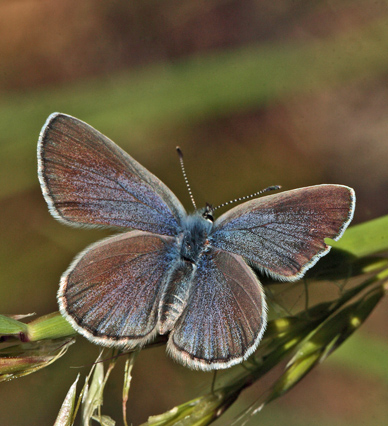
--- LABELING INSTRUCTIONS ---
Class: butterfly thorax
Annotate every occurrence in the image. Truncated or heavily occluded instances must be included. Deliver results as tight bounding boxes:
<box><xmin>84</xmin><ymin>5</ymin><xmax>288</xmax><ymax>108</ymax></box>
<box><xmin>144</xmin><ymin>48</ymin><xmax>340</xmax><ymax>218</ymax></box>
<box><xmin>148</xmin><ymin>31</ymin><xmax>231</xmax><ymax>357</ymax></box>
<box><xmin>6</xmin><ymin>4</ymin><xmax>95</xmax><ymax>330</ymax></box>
<box><xmin>178</xmin><ymin>211</ymin><xmax>213</xmax><ymax>265</ymax></box>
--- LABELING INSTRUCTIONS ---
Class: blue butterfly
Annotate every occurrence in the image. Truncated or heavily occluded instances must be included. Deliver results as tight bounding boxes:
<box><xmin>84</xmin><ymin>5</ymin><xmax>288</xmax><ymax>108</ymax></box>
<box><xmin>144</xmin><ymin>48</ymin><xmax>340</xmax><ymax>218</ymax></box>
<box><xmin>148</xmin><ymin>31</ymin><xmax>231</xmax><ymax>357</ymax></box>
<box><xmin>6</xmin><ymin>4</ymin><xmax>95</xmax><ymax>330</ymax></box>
<box><xmin>37</xmin><ymin>113</ymin><xmax>355</xmax><ymax>370</ymax></box>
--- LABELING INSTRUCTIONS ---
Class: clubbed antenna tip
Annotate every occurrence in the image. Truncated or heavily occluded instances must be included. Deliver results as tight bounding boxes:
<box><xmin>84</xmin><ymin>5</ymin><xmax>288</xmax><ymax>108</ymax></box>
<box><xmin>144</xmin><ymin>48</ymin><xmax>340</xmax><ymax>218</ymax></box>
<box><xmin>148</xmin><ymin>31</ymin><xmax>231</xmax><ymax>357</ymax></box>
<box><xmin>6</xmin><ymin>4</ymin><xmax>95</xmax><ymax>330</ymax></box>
<box><xmin>176</xmin><ymin>146</ymin><xmax>183</xmax><ymax>159</ymax></box>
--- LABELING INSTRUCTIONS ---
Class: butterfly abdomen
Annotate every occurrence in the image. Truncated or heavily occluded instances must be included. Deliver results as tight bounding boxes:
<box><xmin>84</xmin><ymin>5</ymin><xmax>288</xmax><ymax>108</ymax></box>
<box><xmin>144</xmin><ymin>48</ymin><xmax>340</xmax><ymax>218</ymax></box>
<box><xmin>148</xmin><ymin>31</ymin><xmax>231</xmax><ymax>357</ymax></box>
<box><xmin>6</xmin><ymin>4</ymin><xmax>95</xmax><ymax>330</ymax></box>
<box><xmin>158</xmin><ymin>260</ymin><xmax>194</xmax><ymax>335</ymax></box>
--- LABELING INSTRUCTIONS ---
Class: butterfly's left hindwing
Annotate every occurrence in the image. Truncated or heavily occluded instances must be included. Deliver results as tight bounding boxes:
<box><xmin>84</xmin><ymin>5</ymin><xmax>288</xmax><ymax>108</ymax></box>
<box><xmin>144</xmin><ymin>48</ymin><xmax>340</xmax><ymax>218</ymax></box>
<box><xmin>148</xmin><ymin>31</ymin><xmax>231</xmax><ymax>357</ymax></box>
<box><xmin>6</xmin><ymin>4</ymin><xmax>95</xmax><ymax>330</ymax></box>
<box><xmin>167</xmin><ymin>247</ymin><xmax>267</xmax><ymax>370</ymax></box>
<box><xmin>58</xmin><ymin>231</ymin><xmax>176</xmax><ymax>348</ymax></box>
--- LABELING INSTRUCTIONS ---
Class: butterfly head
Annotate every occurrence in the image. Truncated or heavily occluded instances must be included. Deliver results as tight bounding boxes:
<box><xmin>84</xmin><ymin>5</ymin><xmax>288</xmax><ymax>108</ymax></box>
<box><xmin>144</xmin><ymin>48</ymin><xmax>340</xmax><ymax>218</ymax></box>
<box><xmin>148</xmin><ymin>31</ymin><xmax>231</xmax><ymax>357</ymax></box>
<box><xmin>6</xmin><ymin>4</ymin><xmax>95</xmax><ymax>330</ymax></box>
<box><xmin>201</xmin><ymin>203</ymin><xmax>214</xmax><ymax>223</ymax></box>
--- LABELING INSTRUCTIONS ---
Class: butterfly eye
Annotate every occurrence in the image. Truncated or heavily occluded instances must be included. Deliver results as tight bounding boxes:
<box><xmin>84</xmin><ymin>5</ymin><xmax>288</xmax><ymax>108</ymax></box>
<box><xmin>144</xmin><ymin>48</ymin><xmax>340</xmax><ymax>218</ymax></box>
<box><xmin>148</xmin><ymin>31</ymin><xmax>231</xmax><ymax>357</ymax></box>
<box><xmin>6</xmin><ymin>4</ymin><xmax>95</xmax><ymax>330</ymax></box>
<box><xmin>203</xmin><ymin>212</ymin><xmax>214</xmax><ymax>222</ymax></box>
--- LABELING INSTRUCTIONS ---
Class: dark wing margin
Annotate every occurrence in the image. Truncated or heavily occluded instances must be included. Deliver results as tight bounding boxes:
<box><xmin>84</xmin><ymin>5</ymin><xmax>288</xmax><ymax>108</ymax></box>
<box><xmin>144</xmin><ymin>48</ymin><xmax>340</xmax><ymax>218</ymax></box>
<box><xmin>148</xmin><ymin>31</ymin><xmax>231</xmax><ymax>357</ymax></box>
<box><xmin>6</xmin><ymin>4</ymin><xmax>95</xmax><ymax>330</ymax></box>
<box><xmin>58</xmin><ymin>231</ymin><xmax>175</xmax><ymax>349</ymax></box>
<box><xmin>167</xmin><ymin>248</ymin><xmax>267</xmax><ymax>370</ymax></box>
<box><xmin>211</xmin><ymin>184</ymin><xmax>355</xmax><ymax>281</ymax></box>
<box><xmin>38</xmin><ymin>113</ymin><xmax>186</xmax><ymax>236</ymax></box>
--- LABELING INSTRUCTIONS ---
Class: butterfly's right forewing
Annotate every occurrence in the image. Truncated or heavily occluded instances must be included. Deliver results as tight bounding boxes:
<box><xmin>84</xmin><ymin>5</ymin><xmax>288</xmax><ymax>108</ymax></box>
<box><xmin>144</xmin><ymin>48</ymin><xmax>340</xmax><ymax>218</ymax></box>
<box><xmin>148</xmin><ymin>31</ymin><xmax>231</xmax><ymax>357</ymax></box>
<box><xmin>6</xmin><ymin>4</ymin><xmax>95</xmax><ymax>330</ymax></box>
<box><xmin>38</xmin><ymin>113</ymin><xmax>186</xmax><ymax>236</ymax></box>
<box><xmin>212</xmin><ymin>185</ymin><xmax>355</xmax><ymax>281</ymax></box>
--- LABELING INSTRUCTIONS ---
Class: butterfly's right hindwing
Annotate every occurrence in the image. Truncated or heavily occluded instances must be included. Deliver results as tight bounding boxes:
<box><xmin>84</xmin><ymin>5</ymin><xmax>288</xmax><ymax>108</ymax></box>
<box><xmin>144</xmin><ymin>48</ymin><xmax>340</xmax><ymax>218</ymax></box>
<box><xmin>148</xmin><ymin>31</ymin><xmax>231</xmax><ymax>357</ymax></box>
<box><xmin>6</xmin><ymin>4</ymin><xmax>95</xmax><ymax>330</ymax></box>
<box><xmin>167</xmin><ymin>247</ymin><xmax>267</xmax><ymax>370</ymax></box>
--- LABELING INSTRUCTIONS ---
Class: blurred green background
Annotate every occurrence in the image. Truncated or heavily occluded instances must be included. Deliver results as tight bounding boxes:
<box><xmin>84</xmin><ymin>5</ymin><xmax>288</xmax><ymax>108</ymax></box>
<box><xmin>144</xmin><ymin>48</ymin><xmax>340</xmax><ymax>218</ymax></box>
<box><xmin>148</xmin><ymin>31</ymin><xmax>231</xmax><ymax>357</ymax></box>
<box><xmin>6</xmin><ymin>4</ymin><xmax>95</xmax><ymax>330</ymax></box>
<box><xmin>0</xmin><ymin>0</ymin><xmax>387</xmax><ymax>425</ymax></box>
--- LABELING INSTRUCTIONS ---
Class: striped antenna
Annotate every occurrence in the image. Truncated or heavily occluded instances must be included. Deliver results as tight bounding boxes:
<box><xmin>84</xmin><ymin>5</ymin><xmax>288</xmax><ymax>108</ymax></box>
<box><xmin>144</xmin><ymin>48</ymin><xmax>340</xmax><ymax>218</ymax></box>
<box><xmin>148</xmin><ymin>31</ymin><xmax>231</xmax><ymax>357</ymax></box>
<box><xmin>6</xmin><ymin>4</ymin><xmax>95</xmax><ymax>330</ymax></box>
<box><xmin>213</xmin><ymin>185</ymin><xmax>281</xmax><ymax>211</ymax></box>
<box><xmin>176</xmin><ymin>147</ymin><xmax>197</xmax><ymax>209</ymax></box>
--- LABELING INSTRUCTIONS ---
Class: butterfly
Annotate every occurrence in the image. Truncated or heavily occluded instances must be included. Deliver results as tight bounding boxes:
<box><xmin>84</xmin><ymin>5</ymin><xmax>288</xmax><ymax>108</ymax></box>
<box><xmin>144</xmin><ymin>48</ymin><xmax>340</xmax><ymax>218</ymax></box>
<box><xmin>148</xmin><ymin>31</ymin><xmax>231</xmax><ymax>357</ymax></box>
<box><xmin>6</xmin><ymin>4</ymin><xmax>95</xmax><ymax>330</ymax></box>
<box><xmin>37</xmin><ymin>113</ymin><xmax>355</xmax><ymax>370</ymax></box>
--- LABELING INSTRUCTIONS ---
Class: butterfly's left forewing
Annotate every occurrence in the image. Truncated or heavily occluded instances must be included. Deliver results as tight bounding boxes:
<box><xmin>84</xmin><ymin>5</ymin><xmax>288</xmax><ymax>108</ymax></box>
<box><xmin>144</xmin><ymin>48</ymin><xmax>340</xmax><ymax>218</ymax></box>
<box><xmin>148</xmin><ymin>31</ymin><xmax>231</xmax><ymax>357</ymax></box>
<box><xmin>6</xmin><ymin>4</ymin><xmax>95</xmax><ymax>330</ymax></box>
<box><xmin>167</xmin><ymin>247</ymin><xmax>266</xmax><ymax>370</ymax></box>
<box><xmin>211</xmin><ymin>184</ymin><xmax>355</xmax><ymax>281</ymax></box>
<box><xmin>38</xmin><ymin>113</ymin><xmax>186</xmax><ymax>236</ymax></box>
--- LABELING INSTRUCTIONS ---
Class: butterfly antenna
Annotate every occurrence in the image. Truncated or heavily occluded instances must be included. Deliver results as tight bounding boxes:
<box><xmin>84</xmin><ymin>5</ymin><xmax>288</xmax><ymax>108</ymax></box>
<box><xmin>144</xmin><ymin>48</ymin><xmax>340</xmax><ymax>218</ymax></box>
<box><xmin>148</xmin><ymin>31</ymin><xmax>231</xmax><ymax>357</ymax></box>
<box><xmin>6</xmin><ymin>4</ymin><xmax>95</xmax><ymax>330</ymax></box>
<box><xmin>213</xmin><ymin>185</ymin><xmax>282</xmax><ymax>211</ymax></box>
<box><xmin>176</xmin><ymin>147</ymin><xmax>197</xmax><ymax>209</ymax></box>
